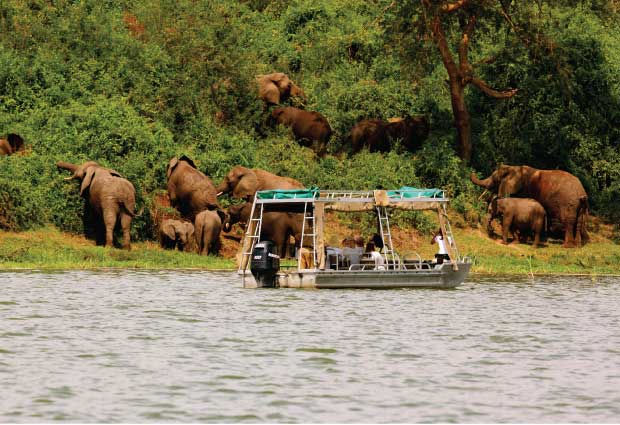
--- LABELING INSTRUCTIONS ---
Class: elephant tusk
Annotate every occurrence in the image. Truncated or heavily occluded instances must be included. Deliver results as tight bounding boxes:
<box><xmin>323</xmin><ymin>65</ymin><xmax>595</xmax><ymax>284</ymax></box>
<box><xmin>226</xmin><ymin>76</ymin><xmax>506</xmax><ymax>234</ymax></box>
<box><xmin>63</xmin><ymin>176</ymin><xmax>74</xmax><ymax>181</ymax></box>
<box><xmin>216</xmin><ymin>192</ymin><xmax>223</xmax><ymax>197</ymax></box>
<box><xmin>478</xmin><ymin>189</ymin><xmax>489</xmax><ymax>201</ymax></box>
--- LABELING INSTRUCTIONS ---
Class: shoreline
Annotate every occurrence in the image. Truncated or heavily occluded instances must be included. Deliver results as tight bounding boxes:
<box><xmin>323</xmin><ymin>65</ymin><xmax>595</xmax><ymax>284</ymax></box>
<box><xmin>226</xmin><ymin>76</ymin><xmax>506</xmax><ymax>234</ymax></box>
<box><xmin>1</xmin><ymin>266</ymin><xmax>619</xmax><ymax>278</ymax></box>
<box><xmin>1</xmin><ymin>226</ymin><xmax>619</xmax><ymax>276</ymax></box>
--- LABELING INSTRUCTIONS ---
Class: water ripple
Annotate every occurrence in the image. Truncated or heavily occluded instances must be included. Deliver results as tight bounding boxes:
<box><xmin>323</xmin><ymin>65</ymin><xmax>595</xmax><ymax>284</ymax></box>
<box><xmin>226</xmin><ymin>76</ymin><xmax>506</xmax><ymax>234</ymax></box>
<box><xmin>0</xmin><ymin>270</ymin><xmax>619</xmax><ymax>422</ymax></box>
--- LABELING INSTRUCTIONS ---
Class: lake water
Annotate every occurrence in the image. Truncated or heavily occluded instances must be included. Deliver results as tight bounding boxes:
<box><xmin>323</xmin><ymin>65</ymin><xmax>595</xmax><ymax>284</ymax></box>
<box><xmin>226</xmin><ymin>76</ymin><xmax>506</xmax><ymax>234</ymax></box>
<box><xmin>1</xmin><ymin>270</ymin><xmax>619</xmax><ymax>423</ymax></box>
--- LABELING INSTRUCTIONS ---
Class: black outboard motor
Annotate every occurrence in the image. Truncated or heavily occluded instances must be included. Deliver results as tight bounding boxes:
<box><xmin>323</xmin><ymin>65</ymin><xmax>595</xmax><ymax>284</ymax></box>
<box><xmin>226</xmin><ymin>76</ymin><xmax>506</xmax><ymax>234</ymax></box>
<box><xmin>250</xmin><ymin>241</ymin><xmax>280</xmax><ymax>288</ymax></box>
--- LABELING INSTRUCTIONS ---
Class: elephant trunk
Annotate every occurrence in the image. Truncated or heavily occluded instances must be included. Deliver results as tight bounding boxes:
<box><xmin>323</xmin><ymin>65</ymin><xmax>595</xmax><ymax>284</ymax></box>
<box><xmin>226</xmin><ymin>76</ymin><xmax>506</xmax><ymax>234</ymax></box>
<box><xmin>470</xmin><ymin>172</ymin><xmax>494</xmax><ymax>190</ymax></box>
<box><xmin>57</xmin><ymin>161</ymin><xmax>78</xmax><ymax>172</ymax></box>
<box><xmin>215</xmin><ymin>182</ymin><xmax>229</xmax><ymax>196</ymax></box>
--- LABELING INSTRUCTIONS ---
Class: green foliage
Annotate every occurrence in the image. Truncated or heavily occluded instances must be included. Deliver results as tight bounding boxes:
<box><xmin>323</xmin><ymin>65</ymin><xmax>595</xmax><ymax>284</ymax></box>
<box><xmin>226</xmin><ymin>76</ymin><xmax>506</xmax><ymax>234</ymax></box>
<box><xmin>0</xmin><ymin>0</ymin><xmax>619</xmax><ymax>243</ymax></box>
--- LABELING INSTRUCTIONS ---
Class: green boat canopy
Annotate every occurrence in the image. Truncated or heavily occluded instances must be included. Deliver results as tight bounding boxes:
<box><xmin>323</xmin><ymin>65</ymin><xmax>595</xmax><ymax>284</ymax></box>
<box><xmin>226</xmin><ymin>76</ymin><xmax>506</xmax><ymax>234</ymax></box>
<box><xmin>256</xmin><ymin>186</ymin><xmax>320</xmax><ymax>200</ymax></box>
<box><xmin>387</xmin><ymin>186</ymin><xmax>444</xmax><ymax>199</ymax></box>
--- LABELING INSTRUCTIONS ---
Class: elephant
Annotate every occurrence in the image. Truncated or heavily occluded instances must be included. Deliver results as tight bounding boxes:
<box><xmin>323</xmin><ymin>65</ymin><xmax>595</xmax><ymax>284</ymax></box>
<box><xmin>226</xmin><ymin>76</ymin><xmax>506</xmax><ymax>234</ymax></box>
<box><xmin>57</xmin><ymin>161</ymin><xmax>137</xmax><ymax>250</ymax></box>
<box><xmin>256</xmin><ymin>72</ymin><xmax>305</xmax><ymax>105</ymax></box>
<box><xmin>166</xmin><ymin>155</ymin><xmax>219</xmax><ymax>221</ymax></box>
<box><xmin>348</xmin><ymin>116</ymin><xmax>429</xmax><ymax>154</ymax></box>
<box><xmin>216</xmin><ymin>165</ymin><xmax>304</xmax><ymax>201</ymax></box>
<box><xmin>471</xmin><ymin>164</ymin><xmax>589</xmax><ymax>247</ymax></box>
<box><xmin>222</xmin><ymin>202</ymin><xmax>304</xmax><ymax>258</ymax></box>
<box><xmin>0</xmin><ymin>134</ymin><xmax>25</xmax><ymax>156</ymax></box>
<box><xmin>159</xmin><ymin>219</ymin><xmax>195</xmax><ymax>251</ymax></box>
<box><xmin>487</xmin><ymin>197</ymin><xmax>546</xmax><ymax>248</ymax></box>
<box><xmin>271</xmin><ymin>107</ymin><xmax>332</xmax><ymax>157</ymax></box>
<box><xmin>194</xmin><ymin>209</ymin><xmax>225</xmax><ymax>255</ymax></box>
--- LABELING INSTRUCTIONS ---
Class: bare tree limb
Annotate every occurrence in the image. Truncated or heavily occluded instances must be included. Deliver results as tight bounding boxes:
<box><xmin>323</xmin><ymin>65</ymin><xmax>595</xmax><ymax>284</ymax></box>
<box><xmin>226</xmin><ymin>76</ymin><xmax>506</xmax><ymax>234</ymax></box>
<box><xmin>442</xmin><ymin>0</ymin><xmax>470</xmax><ymax>13</ymax></box>
<box><xmin>471</xmin><ymin>77</ymin><xmax>518</xmax><ymax>98</ymax></box>
<box><xmin>458</xmin><ymin>13</ymin><xmax>477</xmax><ymax>72</ymax></box>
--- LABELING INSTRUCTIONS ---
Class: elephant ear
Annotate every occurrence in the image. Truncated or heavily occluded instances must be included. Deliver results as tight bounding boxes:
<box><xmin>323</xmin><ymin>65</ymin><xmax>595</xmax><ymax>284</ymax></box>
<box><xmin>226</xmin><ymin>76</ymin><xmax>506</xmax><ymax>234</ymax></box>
<box><xmin>215</xmin><ymin>208</ymin><xmax>226</xmax><ymax>224</ymax></box>
<box><xmin>167</xmin><ymin>157</ymin><xmax>179</xmax><ymax>179</ymax></box>
<box><xmin>498</xmin><ymin>167</ymin><xmax>522</xmax><ymax>197</ymax></box>
<box><xmin>234</xmin><ymin>171</ymin><xmax>259</xmax><ymax>200</ymax></box>
<box><xmin>161</xmin><ymin>222</ymin><xmax>177</xmax><ymax>241</ymax></box>
<box><xmin>80</xmin><ymin>167</ymin><xmax>97</xmax><ymax>196</ymax></box>
<box><xmin>184</xmin><ymin>222</ymin><xmax>195</xmax><ymax>238</ymax></box>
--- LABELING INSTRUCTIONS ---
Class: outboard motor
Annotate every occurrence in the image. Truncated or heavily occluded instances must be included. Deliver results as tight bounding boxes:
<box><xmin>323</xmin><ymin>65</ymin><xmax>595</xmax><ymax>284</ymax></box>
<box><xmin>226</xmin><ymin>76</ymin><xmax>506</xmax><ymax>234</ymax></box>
<box><xmin>250</xmin><ymin>241</ymin><xmax>280</xmax><ymax>288</ymax></box>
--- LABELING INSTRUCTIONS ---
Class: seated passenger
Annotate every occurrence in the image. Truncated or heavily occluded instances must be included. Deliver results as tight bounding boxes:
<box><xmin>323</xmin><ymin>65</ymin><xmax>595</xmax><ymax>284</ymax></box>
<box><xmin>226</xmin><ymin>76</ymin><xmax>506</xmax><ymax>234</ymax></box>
<box><xmin>364</xmin><ymin>241</ymin><xmax>385</xmax><ymax>270</ymax></box>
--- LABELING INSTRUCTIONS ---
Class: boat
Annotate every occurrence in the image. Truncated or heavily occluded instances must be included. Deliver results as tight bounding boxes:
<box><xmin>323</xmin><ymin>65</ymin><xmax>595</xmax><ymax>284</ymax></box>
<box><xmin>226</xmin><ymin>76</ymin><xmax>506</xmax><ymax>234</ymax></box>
<box><xmin>238</xmin><ymin>187</ymin><xmax>471</xmax><ymax>289</ymax></box>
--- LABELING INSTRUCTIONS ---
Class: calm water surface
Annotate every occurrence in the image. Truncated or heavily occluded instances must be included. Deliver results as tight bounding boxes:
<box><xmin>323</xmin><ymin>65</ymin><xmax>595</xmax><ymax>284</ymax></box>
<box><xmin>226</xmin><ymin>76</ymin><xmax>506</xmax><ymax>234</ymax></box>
<box><xmin>1</xmin><ymin>270</ymin><xmax>619</xmax><ymax>423</ymax></box>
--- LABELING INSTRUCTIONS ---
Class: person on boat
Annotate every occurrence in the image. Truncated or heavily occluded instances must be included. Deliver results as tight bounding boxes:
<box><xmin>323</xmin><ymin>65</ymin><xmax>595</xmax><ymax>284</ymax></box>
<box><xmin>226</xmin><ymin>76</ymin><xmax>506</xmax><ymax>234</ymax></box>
<box><xmin>364</xmin><ymin>240</ymin><xmax>385</xmax><ymax>270</ymax></box>
<box><xmin>298</xmin><ymin>247</ymin><xmax>314</xmax><ymax>269</ymax></box>
<box><xmin>431</xmin><ymin>227</ymin><xmax>451</xmax><ymax>264</ymax></box>
<box><xmin>371</xmin><ymin>233</ymin><xmax>385</xmax><ymax>252</ymax></box>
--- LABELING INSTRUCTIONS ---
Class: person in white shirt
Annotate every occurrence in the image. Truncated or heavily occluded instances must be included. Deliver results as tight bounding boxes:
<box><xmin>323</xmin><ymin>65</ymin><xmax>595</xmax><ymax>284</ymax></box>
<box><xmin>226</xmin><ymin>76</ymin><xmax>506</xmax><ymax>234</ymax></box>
<box><xmin>431</xmin><ymin>228</ymin><xmax>451</xmax><ymax>264</ymax></box>
<box><xmin>364</xmin><ymin>241</ymin><xmax>385</xmax><ymax>270</ymax></box>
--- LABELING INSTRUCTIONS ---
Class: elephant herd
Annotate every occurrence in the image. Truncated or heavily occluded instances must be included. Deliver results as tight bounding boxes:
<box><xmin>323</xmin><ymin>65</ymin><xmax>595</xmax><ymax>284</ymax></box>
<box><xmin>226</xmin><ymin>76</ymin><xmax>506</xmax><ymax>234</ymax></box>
<box><xmin>53</xmin><ymin>155</ymin><xmax>306</xmax><ymax>255</ymax></box>
<box><xmin>255</xmin><ymin>73</ymin><xmax>430</xmax><ymax>156</ymax></box>
<box><xmin>159</xmin><ymin>156</ymin><xmax>305</xmax><ymax>256</ymax></box>
<box><xmin>472</xmin><ymin>164</ymin><xmax>590</xmax><ymax>248</ymax></box>
<box><xmin>1</xmin><ymin>72</ymin><xmax>590</xmax><ymax>252</ymax></box>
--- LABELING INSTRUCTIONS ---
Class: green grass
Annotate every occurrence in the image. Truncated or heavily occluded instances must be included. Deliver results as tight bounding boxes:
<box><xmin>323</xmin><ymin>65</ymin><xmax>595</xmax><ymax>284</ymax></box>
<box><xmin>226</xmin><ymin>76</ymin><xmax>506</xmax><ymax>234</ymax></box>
<box><xmin>0</xmin><ymin>227</ymin><xmax>234</xmax><ymax>270</ymax></box>
<box><xmin>1</xmin><ymin>225</ymin><xmax>619</xmax><ymax>275</ymax></box>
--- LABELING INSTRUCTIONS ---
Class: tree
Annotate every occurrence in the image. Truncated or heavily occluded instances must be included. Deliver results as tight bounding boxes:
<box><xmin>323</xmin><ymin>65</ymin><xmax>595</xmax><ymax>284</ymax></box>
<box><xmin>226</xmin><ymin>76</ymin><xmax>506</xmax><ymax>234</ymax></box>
<box><xmin>420</xmin><ymin>0</ymin><xmax>517</xmax><ymax>162</ymax></box>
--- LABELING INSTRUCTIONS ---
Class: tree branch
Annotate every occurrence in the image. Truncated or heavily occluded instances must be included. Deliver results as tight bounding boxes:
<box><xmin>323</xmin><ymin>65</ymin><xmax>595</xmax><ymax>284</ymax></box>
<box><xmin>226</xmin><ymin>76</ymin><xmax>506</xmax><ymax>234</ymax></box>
<box><xmin>458</xmin><ymin>13</ymin><xmax>477</xmax><ymax>72</ymax></box>
<box><xmin>471</xmin><ymin>77</ymin><xmax>518</xmax><ymax>98</ymax></box>
<box><xmin>442</xmin><ymin>0</ymin><xmax>470</xmax><ymax>13</ymax></box>
<box><xmin>430</xmin><ymin>14</ymin><xmax>459</xmax><ymax>76</ymax></box>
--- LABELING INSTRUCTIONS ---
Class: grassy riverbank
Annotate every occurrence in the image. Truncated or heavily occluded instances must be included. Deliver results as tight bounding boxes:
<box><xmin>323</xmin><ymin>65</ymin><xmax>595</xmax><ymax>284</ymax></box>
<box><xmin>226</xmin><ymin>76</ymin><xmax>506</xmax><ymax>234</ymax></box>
<box><xmin>1</xmin><ymin>225</ymin><xmax>619</xmax><ymax>275</ymax></box>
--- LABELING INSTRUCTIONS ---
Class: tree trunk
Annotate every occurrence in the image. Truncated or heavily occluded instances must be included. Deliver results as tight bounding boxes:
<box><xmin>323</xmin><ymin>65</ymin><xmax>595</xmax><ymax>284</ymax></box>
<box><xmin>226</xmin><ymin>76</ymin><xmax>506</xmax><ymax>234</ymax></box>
<box><xmin>449</xmin><ymin>78</ymin><xmax>472</xmax><ymax>162</ymax></box>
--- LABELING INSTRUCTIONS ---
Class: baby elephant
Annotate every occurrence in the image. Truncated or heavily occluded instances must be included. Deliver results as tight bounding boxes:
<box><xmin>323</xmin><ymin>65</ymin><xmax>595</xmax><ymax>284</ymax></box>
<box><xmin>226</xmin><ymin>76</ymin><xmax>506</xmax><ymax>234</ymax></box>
<box><xmin>160</xmin><ymin>219</ymin><xmax>195</xmax><ymax>252</ymax></box>
<box><xmin>194</xmin><ymin>210</ymin><xmax>225</xmax><ymax>255</ymax></box>
<box><xmin>487</xmin><ymin>197</ymin><xmax>546</xmax><ymax>248</ymax></box>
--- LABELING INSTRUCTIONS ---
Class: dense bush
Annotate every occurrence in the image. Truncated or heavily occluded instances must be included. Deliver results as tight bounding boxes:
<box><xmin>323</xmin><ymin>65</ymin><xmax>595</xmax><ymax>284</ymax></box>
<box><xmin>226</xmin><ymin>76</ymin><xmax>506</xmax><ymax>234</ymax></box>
<box><xmin>0</xmin><ymin>0</ymin><xmax>618</xmax><ymax>240</ymax></box>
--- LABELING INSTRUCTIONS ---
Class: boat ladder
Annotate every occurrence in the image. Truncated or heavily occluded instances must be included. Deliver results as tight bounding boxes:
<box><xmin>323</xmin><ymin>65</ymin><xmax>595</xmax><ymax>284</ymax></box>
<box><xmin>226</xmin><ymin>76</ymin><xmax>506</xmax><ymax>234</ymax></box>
<box><xmin>376</xmin><ymin>205</ymin><xmax>398</xmax><ymax>269</ymax></box>
<box><xmin>239</xmin><ymin>200</ymin><xmax>264</xmax><ymax>272</ymax></box>
<box><xmin>439</xmin><ymin>203</ymin><xmax>460</xmax><ymax>260</ymax></box>
<box><xmin>299</xmin><ymin>201</ymin><xmax>317</xmax><ymax>269</ymax></box>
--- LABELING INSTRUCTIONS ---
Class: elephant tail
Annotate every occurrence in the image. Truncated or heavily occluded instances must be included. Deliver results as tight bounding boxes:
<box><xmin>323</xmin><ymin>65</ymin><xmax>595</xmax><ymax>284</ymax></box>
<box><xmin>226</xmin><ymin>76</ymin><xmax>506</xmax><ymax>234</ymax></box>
<box><xmin>576</xmin><ymin>195</ymin><xmax>590</xmax><ymax>243</ymax></box>
<box><xmin>121</xmin><ymin>201</ymin><xmax>143</xmax><ymax>218</ymax></box>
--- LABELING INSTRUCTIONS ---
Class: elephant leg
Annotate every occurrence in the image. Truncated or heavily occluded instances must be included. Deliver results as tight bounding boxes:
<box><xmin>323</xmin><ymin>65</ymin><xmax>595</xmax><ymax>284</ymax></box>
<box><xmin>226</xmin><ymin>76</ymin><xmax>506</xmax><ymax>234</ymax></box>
<box><xmin>562</xmin><ymin>218</ymin><xmax>577</xmax><ymax>248</ymax></box>
<box><xmin>102</xmin><ymin>209</ymin><xmax>118</xmax><ymax>248</ymax></box>
<box><xmin>501</xmin><ymin>221</ymin><xmax>510</xmax><ymax>244</ymax></box>
<box><xmin>533</xmin><ymin>230</ymin><xmax>540</xmax><ymax>248</ymax></box>
<box><xmin>120</xmin><ymin>213</ymin><xmax>132</xmax><ymax>251</ymax></box>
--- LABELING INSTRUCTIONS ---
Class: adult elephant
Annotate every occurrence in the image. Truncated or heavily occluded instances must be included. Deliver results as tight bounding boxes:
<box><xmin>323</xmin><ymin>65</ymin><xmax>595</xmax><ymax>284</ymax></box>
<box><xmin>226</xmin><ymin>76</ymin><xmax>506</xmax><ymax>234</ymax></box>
<box><xmin>487</xmin><ymin>197</ymin><xmax>546</xmax><ymax>248</ymax></box>
<box><xmin>57</xmin><ymin>161</ymin><xmax>137</xmax><ymax>250</ymax></box>
<box><xmin>194</xmin><ymin>209</ymin><xmax>225</xmax><ymax>255</ymax></box>
<box><xmin>271</xmin><ymin>107</ymin><xmax>331</xmax><ymax>157</ymax></box>
<box><xmin>348</xmin><ymin>116</ymin><xmax>429</xmax><ymax>154</ymax></box>
<box><xmin>216</xmin><ymin>165</ymin><xmax>304</xmax><ymax>201</ymax></box>
<box><xmin>256</xmin><ymin>73</ymin><xmax>305</xmax><ymax>105</ymax></box>
<box><xmin>0</xmin><ymin>134</ymin><xmax>25</xmax><ymax>156</ymax></box>
<box><xmin>166</xmin><ymin>155</ymin><xmax>219</xmax><ymax>220</ymax></box>
<box><xmin>159</xmin><ymin>219</ymin><xmax>195</xmax><ymax>252</ymax></box>
<box><xmin>223</xmin><ymin>202</ymin><xmax>303</xmax><ymax>257</ymax></box>
<box><xmin>471</xmin><ymin>165</ymin><xmax>589</xmax><ymax>247</ymax></box>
